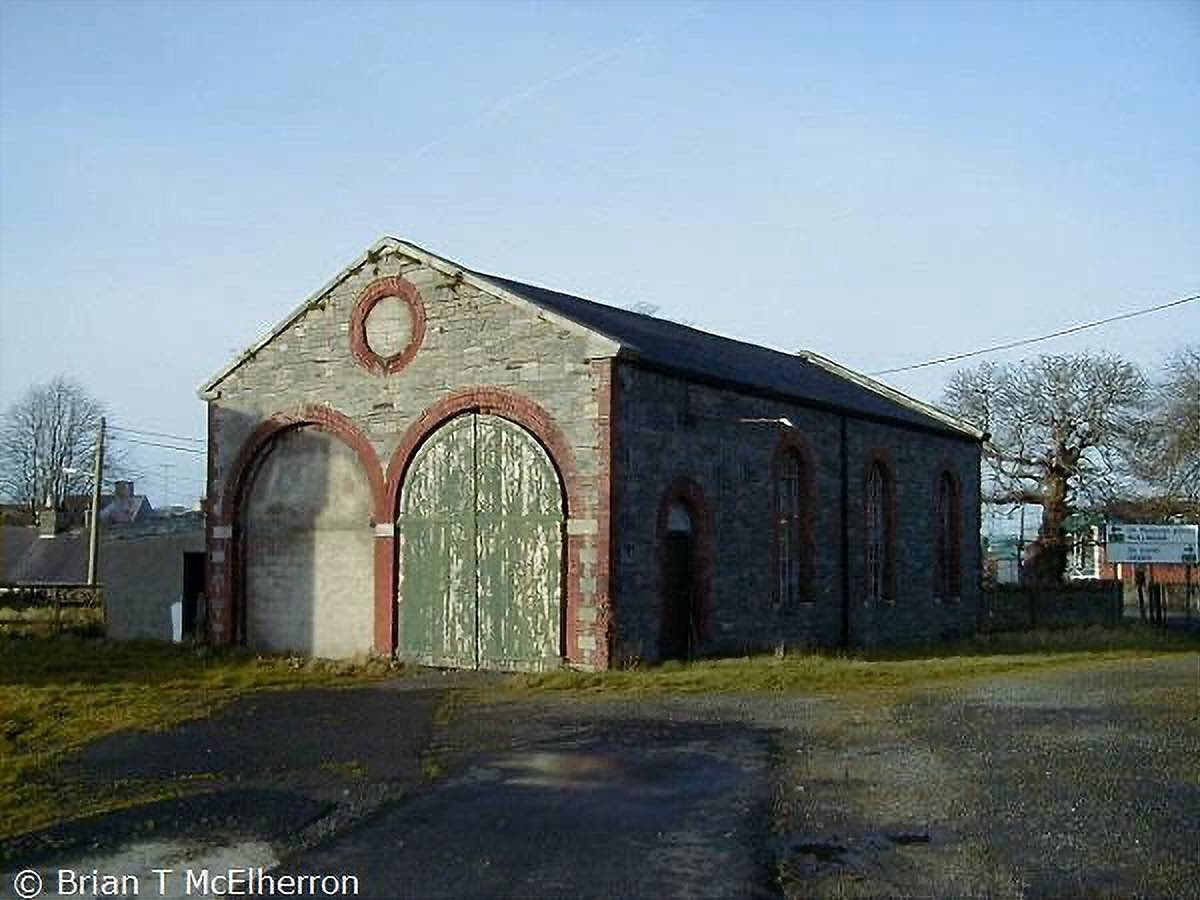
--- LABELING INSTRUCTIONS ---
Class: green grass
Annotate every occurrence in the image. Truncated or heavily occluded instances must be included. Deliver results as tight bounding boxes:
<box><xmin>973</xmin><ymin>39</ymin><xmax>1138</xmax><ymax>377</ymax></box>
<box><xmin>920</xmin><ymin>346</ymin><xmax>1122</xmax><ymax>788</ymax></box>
<box><xmin>0</xmin><ymin>636</ymin><xmax>396</xmax><ymax>841</ymax></box>
<box><xmin>505</xmin><ymin>625</ymin><xmax>1200</xmax><ymax>697</ymax></box>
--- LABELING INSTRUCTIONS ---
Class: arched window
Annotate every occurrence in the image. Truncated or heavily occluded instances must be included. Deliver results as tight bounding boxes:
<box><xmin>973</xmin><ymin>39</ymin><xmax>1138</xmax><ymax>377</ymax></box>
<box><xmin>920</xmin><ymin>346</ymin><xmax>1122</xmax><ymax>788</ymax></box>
<box><xmin>865</xmin><ymin>460</ymin><xmax>894</xmax><ymax>604</ymax></box>
<box><xmin>935</xmin><ymin>471</ymin><xmax>962</xmax><ymax>602</ymax></box>
<box><xmin>776</xmin><ymin>448</ymin><xmax>809</xmax><ymax>605</ymax></box>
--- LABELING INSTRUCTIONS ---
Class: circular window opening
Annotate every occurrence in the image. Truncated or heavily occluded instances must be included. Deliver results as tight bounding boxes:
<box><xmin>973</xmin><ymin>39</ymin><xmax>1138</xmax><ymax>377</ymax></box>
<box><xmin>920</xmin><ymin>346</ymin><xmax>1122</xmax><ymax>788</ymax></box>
<box><xmin>350</xmin><ymin>276</ymin><xmax>427</xmax><ymax>375</ymax></box>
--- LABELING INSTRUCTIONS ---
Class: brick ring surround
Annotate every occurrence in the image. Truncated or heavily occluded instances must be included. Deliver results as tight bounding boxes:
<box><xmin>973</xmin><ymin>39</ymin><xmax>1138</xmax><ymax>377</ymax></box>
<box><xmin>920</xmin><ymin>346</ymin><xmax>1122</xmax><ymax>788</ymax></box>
<box><xmin>349</xmin><ymin>275</ymin><xmax>427</xmax><ymax>375</ymax></box>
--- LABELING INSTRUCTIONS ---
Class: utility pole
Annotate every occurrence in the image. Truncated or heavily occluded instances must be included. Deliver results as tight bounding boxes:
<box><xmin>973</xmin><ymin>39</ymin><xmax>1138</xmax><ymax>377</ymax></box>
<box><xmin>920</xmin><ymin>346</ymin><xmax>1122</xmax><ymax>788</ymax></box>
<box><xmin>1017</xmin><ymin>505</ymin><xmax>1026</xmax><ymax>582</ymax></box>
<box><xmin>87</xmin><ymin>417</ymin><xmax>105</xmax><ymax>586</ymax></box>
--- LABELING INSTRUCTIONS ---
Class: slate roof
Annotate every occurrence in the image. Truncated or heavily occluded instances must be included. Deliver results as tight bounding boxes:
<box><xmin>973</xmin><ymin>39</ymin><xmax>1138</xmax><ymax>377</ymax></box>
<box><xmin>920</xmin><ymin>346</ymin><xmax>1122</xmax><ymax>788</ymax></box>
<box><xmin>476</xmin><ymin>272</ymin><xmax>979</xmax><ymax>439</ymax></box>
<box><xmin>0</xmin><ymin>526</ymin><xmax>88</xmax><ymax>584</ymax></box>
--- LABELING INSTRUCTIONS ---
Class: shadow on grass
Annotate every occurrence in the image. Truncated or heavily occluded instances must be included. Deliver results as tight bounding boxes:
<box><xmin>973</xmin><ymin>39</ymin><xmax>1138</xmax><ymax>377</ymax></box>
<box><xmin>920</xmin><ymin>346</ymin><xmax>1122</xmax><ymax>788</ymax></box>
<box><xmin>0</xmin><ymin>635</ymin><xmax>402</xmax><ymax>842</ymax></box>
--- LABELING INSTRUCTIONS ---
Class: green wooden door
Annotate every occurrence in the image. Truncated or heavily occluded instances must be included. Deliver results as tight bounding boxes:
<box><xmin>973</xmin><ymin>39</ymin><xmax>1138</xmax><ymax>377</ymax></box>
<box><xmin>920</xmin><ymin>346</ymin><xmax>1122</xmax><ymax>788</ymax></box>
<box><xmin>398</xmin><ymin>413</ymin><xmax>564</xmax><ymax>670</ymax></box>
<box><xmin>397</xmin><ymin>414</ymin><xmax>477</xmax><ymax>667</ymax></box>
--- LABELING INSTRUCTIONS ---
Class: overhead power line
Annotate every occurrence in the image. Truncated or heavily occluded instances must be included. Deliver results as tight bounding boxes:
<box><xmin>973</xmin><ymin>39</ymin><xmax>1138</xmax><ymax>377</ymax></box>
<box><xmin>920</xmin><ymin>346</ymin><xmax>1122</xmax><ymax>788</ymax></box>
<box><xmin>870</xmin><ymin>293</ymin><xmax>1199</xmax><ymax>376</ymax></box>
<box><xmin>110</xmin><ymin>424</ymin><xmax>204</xmax><ymax>445</ymax></box>
<box><xmin>113</xmin><ymin>435</ymin><xmax>205</xmax><ymax>455</ymax></box>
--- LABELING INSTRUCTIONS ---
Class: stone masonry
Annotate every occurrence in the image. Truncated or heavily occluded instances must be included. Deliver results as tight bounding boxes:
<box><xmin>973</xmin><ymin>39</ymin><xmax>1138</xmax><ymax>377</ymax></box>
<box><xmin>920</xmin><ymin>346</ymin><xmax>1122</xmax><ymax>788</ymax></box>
<box><xmin>612</xmin><ymin>365</ymin><xmax>980</xmax><ymax>662</ymax></box>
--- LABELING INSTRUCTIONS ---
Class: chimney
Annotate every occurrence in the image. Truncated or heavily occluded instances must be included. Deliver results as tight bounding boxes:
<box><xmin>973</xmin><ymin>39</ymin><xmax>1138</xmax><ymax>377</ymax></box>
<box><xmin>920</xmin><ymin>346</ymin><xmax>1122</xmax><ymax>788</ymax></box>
<box><xmin>114</xmin><ymin>481</ymin><xmax>133</xmax><ymax>500</ymax></box>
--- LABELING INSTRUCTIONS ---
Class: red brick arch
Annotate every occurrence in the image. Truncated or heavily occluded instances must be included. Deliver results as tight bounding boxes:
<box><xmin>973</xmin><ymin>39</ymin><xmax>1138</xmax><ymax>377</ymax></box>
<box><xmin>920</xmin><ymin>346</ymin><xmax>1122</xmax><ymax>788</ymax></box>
<box><xmin>383</xmin><ymin>388</ymin><xmax>584</xmax><ymax>662</ymax></box>
<box><xmin>211</xmin><ymin>405</ymin><xmax>386</xmax><ymax>647</ymax></box>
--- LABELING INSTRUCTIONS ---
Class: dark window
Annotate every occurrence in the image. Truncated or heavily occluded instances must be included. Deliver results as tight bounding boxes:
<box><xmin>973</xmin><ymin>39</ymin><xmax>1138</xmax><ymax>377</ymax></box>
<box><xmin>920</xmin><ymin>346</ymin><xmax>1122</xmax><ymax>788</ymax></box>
<box><xmin>776</xmin><ymin>448</ymin><xmax>808</xmax><ymax>605</ymax></box>
<box><xmin>661</xmin><ymin>499</ymin><xmax>698</xmax><ymax>660</ymax></box>
<box><xmin>865</xmin><ymin>460</ymin><xmax>893</xmax><ymax>604</ymax></box>
<box><xmin>935</xmin><ymin>471</ymin><xmax>962</xmax><ymax>602</ymax></box>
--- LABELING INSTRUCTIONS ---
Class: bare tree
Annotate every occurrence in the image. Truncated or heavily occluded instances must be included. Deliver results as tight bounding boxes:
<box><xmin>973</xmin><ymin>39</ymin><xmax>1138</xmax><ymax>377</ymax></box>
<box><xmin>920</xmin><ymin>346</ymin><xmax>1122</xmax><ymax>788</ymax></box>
<box><xmin>1132</xmin><ymin>345</ymin><xmax>1200</xmax><ymax>515</ymax></box>
<box><xmin>943</xmin><ymin>352</ymin><xmax>1148</xmax><ymax>584</ymax></box>
<box><xmin>0</xmin><ymin>377</ymin><xmax>107</xmax><ymax>514</ymax></box>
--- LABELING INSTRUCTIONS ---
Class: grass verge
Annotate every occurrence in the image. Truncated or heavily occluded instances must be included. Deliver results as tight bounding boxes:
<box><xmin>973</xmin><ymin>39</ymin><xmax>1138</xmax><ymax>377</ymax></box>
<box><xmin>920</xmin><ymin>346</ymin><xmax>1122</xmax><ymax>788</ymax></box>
<box><xmin>505</xmin><ymin>625</ymin><xmax>1200</xmax><ymax>697</ymax></box>
<box><xmin>0</xmin><ymin>635</ymin><xmax>396</xmax><ymax>841</ymax></box>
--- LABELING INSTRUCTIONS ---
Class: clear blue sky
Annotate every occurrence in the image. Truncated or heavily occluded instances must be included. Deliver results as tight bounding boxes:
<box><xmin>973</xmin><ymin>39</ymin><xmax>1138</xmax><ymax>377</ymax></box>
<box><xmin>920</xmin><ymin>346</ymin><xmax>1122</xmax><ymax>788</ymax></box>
<box><xmin>1</xmin><ymin>0</ymin><xmax>1197</xmax><ymax>507</ymax></box>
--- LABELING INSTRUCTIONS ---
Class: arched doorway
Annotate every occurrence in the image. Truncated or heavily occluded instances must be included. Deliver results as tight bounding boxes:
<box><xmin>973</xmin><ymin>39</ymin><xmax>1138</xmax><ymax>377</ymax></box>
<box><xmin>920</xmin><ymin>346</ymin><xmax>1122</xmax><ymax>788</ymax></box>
<box><xmin>660</xmin><ymin>499</ymin><xmax>699</xmax><ymax>660</ymax></box>
<box><xmin>241</xmin><ymin>425</ymin><xmax>375</xmax><ymax>657</ymax></box>
<box><xmin>397</xmin><ymin>412</ymin><xmax>565</xmax><ymax>670</ymax></box>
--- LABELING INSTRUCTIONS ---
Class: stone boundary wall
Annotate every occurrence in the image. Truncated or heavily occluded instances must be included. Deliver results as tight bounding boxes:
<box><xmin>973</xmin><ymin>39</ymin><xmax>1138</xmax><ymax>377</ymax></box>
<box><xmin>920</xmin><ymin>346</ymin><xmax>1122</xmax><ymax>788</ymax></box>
<box><xmin>980</xmin><ymin>582</ymin><xmax>1122</xmax><ymax>632</ymax></box>
<box><xmin>0</xmin><ymin>584</ymin><xmax>105</xmax><ymax>636</ymax></box>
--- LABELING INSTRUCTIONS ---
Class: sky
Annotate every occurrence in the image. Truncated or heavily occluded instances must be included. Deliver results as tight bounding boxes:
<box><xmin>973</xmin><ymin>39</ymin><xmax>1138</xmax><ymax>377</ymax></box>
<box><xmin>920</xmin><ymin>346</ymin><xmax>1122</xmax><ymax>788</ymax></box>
<box><xmin>1</xmin><ymin>0</ymin><xmax>1197</xmax><ymax>509</ymax></box>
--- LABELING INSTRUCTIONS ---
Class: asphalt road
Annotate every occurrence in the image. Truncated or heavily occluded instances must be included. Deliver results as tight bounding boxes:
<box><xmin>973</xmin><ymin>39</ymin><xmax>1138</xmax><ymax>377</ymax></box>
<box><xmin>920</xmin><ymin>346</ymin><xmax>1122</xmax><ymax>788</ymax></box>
<box><xmin>283</xmin><ymin>713</ymin><xmax>782</xmax><ymax>900</ymax></box>
<box><xmin>3</xmin><ymin>656</ymin><xmax>1197</xmax><ymax>900</ymax></box>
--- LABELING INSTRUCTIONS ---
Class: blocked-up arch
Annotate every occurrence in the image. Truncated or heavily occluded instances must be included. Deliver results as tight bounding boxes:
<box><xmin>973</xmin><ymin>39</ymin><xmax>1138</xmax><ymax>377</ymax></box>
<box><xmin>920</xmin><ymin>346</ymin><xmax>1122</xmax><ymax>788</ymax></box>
<box><xmin>214</xmin><ymin>406</ymin><xmax>386</xmax><ymax>654</ymax></box>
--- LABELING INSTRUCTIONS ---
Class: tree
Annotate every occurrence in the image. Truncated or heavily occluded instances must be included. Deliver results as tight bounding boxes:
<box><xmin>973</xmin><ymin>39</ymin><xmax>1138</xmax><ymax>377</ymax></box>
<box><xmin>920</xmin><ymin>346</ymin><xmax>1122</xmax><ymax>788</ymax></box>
<box><xmin>0</xmin><ymin>376</ymin><xmax>107</xmax><ymax>514</ymax></box>
<box><xmin>1132</xmin><ymin>345</ymin><xmax>1200</xmax><ymax>516</ymax></box>
<box><xmin>943</xmin><ymin>352</ymin><xmax>1148</xmax><ymax>584</ymax></box>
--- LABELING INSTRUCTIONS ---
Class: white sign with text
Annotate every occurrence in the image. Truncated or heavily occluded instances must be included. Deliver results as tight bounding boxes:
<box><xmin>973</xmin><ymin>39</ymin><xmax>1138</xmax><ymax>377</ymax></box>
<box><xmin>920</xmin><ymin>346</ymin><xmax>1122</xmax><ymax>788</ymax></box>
<box><xmin>1105</xmin><ymin>523</ymin><xmax>1199</xmax><ymax>565</ymax></box>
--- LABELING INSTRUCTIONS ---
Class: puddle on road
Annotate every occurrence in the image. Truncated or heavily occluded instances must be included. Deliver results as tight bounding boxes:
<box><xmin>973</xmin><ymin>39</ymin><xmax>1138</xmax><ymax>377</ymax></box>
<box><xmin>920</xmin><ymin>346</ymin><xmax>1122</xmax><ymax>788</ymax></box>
<box><xmin>479</xmin><ymin>750</ymin><xmax>740</xmax><ymax>795</ymax></box>
<box><xmin>8</xmin><ymin>839</ymin><xmax>277</xmax><ymax>900</ymax></box>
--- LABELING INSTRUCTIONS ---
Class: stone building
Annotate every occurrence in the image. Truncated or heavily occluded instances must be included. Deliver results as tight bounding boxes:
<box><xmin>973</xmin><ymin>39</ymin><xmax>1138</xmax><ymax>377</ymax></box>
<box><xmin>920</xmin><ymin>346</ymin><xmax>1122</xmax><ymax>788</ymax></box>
<box><xmin>200</xmin><ymin>237</ymin><xmax>983</xmax><ymax>670</ymax></box>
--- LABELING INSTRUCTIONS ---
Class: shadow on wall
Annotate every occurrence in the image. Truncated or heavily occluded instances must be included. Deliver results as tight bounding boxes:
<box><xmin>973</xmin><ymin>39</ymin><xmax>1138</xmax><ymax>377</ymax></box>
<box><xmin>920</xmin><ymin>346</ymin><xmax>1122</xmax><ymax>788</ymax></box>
<box><xmin>241</xmin><ymin>425</ymin><xmax>375</xmax><ymax>658</ymax></box>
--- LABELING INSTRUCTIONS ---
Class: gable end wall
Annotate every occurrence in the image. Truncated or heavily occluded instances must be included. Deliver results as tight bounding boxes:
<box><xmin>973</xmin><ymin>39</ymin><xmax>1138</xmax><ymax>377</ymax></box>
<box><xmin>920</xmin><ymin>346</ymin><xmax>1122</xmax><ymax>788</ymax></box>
<box><xmin>204</xmin><ymin>250</ymin><xmax>616</xmax><ymax>667</ymax></box>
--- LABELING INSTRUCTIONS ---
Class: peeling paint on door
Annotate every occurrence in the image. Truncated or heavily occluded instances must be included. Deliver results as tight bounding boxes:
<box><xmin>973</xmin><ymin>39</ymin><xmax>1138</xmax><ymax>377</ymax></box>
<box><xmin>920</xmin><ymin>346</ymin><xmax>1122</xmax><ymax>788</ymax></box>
<box><xmin>398</xmin><ymin>413</ymin><xmax>564</xmax><ymax>670</ymax></box>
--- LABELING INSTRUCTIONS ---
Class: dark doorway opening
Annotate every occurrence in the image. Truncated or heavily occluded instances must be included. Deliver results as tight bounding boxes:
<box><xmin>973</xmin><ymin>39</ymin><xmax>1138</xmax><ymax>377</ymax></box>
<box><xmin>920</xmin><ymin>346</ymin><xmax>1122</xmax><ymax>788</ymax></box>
<box><xmin>660</xmin><ymin>500</ymin><xmax>698</xmax><ymax>660</ymax></box>
<box><xmin>182</xmin><ymin>551</ymin><xmax>206</xmax><ymax>638</ymax></box>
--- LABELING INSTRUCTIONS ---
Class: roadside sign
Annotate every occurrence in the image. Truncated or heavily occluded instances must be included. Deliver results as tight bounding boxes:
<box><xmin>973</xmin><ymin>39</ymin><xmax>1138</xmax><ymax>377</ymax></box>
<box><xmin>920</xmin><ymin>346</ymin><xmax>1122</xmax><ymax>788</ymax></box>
<box><xmin>1105</xmin><ymin>523</ymin><xmax>1199</xmax><ymax>565</ymax></box>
